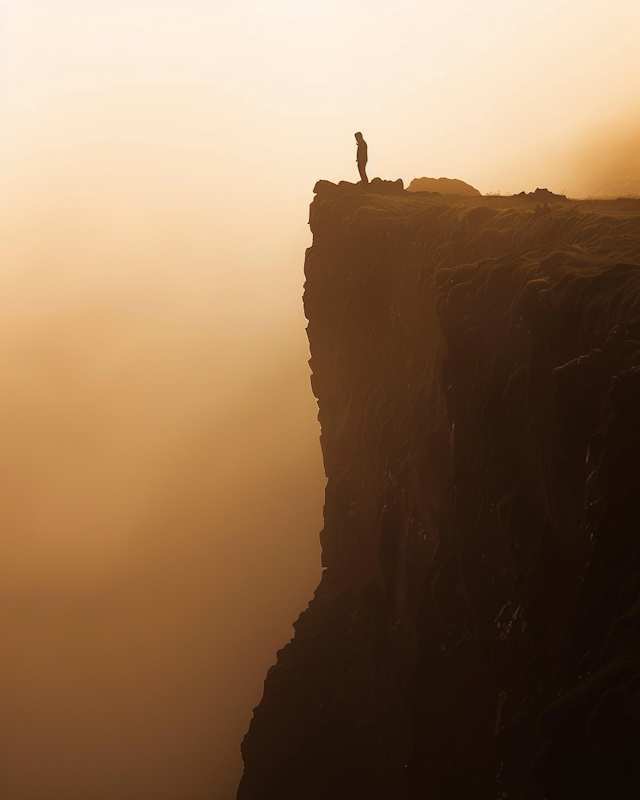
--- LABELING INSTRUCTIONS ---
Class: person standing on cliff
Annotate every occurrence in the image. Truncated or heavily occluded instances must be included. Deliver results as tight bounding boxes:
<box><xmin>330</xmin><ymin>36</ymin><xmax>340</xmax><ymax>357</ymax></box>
<box><xmin>355</xmin><ymin>132</ymin><xmax>368</xmax><ymax>184</ymax></box>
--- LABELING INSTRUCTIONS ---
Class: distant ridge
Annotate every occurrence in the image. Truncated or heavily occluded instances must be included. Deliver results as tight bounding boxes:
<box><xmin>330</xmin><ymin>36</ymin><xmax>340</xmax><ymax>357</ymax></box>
<box><xmin>407</xmin><ymin>176</ymin><xmax>481</xmax><ymax>196</ymax></box>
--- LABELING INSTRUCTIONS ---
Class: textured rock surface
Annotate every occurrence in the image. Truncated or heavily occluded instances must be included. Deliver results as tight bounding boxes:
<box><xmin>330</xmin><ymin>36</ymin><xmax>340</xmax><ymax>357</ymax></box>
<box><xmin>237</xmin><ymin>182</ymin><xmax>640</xmax><ymax>800</ymax></box>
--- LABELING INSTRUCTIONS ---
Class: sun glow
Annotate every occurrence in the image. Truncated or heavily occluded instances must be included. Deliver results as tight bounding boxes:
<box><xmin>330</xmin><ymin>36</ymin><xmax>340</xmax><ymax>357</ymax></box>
<box><xmin>250</xmin><ymin>0</ymin><xmax>338</xmax><ymax>23</ymax></box>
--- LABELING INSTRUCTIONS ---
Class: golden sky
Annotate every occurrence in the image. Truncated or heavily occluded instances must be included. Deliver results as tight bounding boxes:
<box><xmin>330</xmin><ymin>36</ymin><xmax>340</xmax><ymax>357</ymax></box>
<box><xmin>2</xmin><ymin>0</ymin><xmax>639</xmax><ymax>196</ymax></box>
<box><xmin>0</xmin><ymin>1</ymin><xmax>639</xmax><ymax>798</ymax></box>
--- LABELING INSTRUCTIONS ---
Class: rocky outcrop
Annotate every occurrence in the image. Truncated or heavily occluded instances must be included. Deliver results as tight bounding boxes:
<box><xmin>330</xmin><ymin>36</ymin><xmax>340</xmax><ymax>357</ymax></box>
<box><xmin>237</xmin><ymin>182</ymin><xmax>640</xmax><ymax>800</ymax></box>
<box><xmin>408</xmin><ymin>176</ymin><xmax>481</xmax><ymax>196</ymax></box>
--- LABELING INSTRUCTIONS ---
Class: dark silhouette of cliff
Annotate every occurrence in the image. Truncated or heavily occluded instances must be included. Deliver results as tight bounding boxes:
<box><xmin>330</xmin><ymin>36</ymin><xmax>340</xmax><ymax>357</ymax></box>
<box><xmin>237</xmin><ymin>181</ymin><xmax>640</xmax><ymax>800</ymax></box>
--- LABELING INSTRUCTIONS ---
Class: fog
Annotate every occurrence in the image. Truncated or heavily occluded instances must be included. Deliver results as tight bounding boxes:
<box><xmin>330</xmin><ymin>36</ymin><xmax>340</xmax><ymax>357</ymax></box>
<box><xmin>0</xmin><ymin>133</ymin><xmax>325</xmax><ymax>798</ymax></box>
<box><xmin>0</xmin><ymin>1</ymin><xmax>639</xmax><ymax>798</ymax></box>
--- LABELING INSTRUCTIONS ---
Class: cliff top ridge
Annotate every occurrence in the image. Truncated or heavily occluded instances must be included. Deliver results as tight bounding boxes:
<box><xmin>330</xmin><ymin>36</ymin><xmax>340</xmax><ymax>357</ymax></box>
<box><xmin>312</xmin><ymin>177</ymin><xmax>640</xmax><ymax>218</ymax></box>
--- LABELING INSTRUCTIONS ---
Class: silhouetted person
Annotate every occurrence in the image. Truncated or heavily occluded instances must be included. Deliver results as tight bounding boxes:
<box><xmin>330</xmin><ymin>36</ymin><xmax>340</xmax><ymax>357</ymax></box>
<box><xmin>355</xmin><ymin>132</ymin><xmax>368</xmax><ymax>183</ymax></box>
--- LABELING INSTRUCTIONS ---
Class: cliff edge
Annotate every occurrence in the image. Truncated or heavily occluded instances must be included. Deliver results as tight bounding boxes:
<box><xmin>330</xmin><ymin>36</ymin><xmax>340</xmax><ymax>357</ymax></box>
<box><xmin>238</xmin><ymin>182</ymin><xmax>640</xmax><ymax>800</ymax></box>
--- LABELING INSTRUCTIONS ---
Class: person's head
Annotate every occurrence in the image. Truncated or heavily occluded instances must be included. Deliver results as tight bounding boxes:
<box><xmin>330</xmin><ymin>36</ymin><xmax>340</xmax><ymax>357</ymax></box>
<box><xmin>355</xmin><ymin>132</ymin><xmax>363</xmax><ymax>142</ymax></box>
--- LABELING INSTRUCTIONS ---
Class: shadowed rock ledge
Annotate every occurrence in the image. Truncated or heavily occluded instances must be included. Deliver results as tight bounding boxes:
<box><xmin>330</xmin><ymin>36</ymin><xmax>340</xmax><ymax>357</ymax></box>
<box><xmin>237</xmin><ymin>182</ymin><xmax>640</xmax><ymax>800</ymax></box>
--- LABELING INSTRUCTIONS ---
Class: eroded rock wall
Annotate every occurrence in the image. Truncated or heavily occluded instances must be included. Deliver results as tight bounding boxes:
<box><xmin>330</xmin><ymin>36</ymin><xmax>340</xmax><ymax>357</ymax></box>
<box><xmin>237</xmin><ymin>184</ymin><xmax>640</xmax><ymax>800</ymax></box>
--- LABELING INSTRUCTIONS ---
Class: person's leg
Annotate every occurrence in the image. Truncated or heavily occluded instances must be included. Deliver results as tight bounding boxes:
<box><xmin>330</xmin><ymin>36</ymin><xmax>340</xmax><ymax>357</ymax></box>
<box><xmin>358</xmin><ymin>162</ymin><xmax>368</xmax><ymax>183</ymax></box>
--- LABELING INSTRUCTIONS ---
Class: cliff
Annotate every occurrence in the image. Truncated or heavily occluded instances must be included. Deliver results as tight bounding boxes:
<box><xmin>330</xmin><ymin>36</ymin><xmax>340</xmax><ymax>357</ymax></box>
<box><xmin>237</xmin><ymin>181</ymin><xmax>640</xmax><ymax>800</ymax></box>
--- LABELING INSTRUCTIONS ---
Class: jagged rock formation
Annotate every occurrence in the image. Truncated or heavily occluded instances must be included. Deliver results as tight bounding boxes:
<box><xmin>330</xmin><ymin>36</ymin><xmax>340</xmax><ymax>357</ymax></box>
<box><xmin>408</xmin><ymin>177</ymin><xmax>482</xmax><ymax>196</ymax></box>
<box><xmin>517</xmin><ymin>187</ymin><xmax>569</xmax><ymax>202</ymax></box>
<box><xmin>237</xmin><ymin>181</ymin><xmax>640</xmax><ymax>800</ymax></box>
<box><xmin>316</xmin><ymin>176</ymin><xmax>406</xmax><ymax>197</ymax></box>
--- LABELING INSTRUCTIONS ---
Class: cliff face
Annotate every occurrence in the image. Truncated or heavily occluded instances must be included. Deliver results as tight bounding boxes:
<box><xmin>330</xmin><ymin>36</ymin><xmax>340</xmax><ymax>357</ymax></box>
<box><xmin>237</xmin><ymin>182</ymin><xmax>640</xmax><ymax>800</ymax></box>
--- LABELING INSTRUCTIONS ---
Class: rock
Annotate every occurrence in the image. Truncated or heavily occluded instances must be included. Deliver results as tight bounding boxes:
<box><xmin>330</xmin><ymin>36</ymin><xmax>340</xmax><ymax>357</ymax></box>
<box><xmin>518</xmin><ymin>187</ymin><xmax>569</xmax><ymax>201</ymax></box>
<box><xmin>313</xmin><ymin>177</ymin><xmax>405</xmax><ymax>197</ymax></box>
<box><xmin>407</xmin><ymin>176</ymin><xmax>481</xmax><ymax>196</ymax></box>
